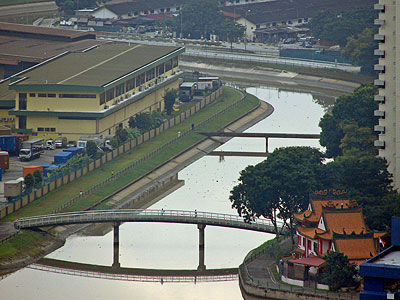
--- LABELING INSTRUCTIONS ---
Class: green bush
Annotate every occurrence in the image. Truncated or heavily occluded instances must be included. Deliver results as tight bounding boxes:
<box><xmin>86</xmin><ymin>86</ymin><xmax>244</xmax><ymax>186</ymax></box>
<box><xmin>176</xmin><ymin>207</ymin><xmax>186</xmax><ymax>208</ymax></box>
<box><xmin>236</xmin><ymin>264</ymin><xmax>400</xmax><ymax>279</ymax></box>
<box><xmin>24</xmin><ymin>173</ymin><xmax>34</xmax><ymax>190</ymax></box>
<box><xmin>33</xmin><ymin>170</ymin><xmax>43</xmax><ymax>187</ymax></box>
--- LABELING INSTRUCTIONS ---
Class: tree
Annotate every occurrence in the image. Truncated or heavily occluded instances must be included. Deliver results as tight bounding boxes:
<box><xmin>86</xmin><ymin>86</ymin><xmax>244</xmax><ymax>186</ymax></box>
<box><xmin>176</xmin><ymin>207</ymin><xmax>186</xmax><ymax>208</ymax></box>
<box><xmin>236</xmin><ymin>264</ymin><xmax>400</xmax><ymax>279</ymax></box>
<box><xmin>342</xmin><ymin>27</ymin><xmax>378</xmax><ymax>74</ymax></box>
<box><xmin>162</xmin><ymin>0</ymin><xmax>243</xmax><ymax>41</ymax></box>
<box><xmin>310</xmin><ymin>6</ymin><xmax>376</xmax><ymax>46</ymax></box>
<box><xmin>129</xmin><ymin>113</ymin><xmax>153</xmax><ymax>131</ymax></box>
<box><xmin>319</xmin><ymin>83</ymin><xmax>378</xmax><ymax>157</ymax></box>
<box><xmin>340</xmin><ymin>124</ymin><xmax>377</xmax><ymax>157</ymax></box>
<box><xmin>163</xmin><ymin>89</ymin><xmax>177</xmax><ymax>115</ymax></box>
<box><xmin>33</xmin><ymin>170</ymin><xmax>43</xmax><ymax>187</ymax></box>
<box><xmin>86</xmin><ymin>140</ymin><xmax>98</xmax><ymax>159</ymax></box>
<box><xmin>24</xmin><ymin>173</ymin><xmax>34</xmax><ymax>190</ymax></box>
<box><xmin>318</xmin><ymin>252</ymin><xmax>357</xmax><ymax>291</ymax></box>
<box><xmin>230</xmin><ymin>146</ymin><xmax>325</xmax><ymax>239</ymax></box>
<box><xmin>115</xmin><ymin>127</ymin><xmax>128</xmax><ymax>144</ymax></box>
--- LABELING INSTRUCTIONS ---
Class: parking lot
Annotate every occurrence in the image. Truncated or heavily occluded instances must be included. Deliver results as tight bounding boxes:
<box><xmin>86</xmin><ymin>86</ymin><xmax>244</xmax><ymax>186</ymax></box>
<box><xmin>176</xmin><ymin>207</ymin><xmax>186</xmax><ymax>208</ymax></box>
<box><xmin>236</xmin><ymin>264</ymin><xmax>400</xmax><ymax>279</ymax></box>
<box><xmin>0</xmin><ymin>147</ymin><xmax>65</xmax><ymax>205</ymax></box>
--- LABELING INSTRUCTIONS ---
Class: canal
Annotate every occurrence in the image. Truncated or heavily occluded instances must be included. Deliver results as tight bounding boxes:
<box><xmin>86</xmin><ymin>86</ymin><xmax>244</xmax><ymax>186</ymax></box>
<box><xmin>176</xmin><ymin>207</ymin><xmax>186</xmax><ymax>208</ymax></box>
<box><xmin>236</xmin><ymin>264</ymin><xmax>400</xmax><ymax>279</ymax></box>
<box><xmin>0</xmin><ymin>86</ymin><xmax>333</xmax><ymax>299</ymax></box>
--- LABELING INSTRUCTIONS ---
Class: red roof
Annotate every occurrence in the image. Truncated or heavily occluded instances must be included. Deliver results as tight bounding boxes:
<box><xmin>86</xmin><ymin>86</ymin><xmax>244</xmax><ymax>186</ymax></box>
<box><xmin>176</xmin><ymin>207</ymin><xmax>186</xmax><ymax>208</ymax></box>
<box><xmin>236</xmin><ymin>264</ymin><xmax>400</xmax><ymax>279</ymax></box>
<box><xmin>290</xmin><ymin>256</ymin><xmax>325</xmax><ymax>267</ymax></box>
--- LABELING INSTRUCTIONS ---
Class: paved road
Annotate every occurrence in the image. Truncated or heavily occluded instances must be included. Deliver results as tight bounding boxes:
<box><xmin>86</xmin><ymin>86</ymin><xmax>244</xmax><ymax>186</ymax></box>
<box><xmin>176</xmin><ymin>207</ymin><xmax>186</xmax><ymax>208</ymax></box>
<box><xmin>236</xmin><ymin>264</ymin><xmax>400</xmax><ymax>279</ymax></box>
<box><xmin>0</xmin><ymin>1</ymin><xmax>58</xmax><ymax>16</ymax></box>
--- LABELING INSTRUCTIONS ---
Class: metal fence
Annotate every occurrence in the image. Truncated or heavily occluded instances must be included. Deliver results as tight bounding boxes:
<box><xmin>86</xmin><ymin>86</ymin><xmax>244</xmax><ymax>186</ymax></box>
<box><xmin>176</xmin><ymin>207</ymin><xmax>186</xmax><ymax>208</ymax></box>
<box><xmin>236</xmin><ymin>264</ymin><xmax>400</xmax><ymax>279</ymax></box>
<box><xmin>183</xmin><ymin>50</ymin><xmax>359</xmax><ymax>72</ymax></box>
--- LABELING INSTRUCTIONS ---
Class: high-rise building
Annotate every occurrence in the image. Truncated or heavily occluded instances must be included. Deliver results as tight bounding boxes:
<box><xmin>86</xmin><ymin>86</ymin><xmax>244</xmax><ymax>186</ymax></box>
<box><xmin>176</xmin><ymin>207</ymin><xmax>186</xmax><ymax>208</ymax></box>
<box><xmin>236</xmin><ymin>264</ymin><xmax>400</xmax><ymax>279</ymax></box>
<box><xmin>374</xmin><ymin>1</ymin><xmax>400</xmax><ymax>187</ymax></box>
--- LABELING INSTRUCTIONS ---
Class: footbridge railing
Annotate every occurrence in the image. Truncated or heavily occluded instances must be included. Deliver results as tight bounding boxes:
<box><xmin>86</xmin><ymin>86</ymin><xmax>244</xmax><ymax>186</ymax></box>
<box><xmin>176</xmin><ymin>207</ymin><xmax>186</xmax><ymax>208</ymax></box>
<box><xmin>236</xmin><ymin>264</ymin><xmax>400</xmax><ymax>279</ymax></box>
<box><xmin>14</xmin><ymin>209</ymin><xmax>283</xmax><ymax>234</ymax></box>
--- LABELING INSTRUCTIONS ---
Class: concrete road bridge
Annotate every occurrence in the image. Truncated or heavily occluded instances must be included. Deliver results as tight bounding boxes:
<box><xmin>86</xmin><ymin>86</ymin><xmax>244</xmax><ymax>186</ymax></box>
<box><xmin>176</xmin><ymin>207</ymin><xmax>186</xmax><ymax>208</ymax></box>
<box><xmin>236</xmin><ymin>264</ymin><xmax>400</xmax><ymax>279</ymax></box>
<box><xmin>14</xmin><ymin>209</ymin><xmax>280</xmax><ymax>234</ymax></box>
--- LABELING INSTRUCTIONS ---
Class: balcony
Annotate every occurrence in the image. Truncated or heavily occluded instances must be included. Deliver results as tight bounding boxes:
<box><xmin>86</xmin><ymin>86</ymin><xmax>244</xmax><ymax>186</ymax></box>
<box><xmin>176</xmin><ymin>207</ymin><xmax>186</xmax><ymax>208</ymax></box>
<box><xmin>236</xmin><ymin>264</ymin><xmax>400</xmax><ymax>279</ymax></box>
<box><xmin>374</xmin><ymin>3</ymin><xmax>385</xmax><ymax>11</ymax></box>
<box><xmin>374</xmin><ymin>110</ymin><xmax>385</xmax><ymax>118</ymax></box>
<box><xmin>375</xmin><ymin>95</ymin><xmax>385</xmax><ymax>103</ymax></box>
<box><xmin>374</xmin><ymin>49</ymin><xmax>385</xmax><ymax>57</ymax></box>
<box><xmin>374</xmin><ymin>125</ymin><xmax>385</xmax><ymax>133</ymax></box>
<box><xmin>374</xmin><ymin>64</ymin><xmax>385</xmax><ymax>72</ymax></box>
<box><xmin>374</xmin><ymin>140</ymin><xmax>385</xmax><ymax>148</ymax></box>
<box><xmin>374</xmin><ymin>79</ymin><xmax>385</xmax><ymax>87</ymax></box>
<box><xmin>374</xmin><ymin>34</ymin><xmax>385</xmax><ymax>41</ymax></box>
<box><xmin>374</xmin><ymin>19</ymin><xmax>385</xmax><ymax>26</ymax></box>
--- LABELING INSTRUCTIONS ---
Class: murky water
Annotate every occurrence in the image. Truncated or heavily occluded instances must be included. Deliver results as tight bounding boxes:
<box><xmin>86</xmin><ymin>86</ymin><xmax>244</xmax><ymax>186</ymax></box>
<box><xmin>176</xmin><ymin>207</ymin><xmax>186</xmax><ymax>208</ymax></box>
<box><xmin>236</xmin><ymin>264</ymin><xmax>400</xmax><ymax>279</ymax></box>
<box><xmin>0</xmin><ymin>86</ymin><xmax>332</xmax><ymax>300</ymax></box>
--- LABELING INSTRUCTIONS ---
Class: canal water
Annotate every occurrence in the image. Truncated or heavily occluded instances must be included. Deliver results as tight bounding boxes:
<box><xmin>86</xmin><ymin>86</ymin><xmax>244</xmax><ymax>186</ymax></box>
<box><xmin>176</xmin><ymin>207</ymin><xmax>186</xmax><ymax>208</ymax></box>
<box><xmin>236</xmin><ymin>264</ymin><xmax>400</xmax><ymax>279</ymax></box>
<box><xmin>0</xmin><ymin>86</ymin><xmax>333</xmax><ymax>299</ymax></box>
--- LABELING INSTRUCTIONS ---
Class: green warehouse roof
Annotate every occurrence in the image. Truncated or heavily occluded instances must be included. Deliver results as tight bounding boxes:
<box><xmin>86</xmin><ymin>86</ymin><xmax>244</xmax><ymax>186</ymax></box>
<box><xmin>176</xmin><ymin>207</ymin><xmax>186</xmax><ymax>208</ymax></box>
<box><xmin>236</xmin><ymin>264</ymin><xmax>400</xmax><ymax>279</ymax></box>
<box><xmin>9</xmin><ymin>42</ymin><xmax>183</xmax><ymax>91</ymax></box>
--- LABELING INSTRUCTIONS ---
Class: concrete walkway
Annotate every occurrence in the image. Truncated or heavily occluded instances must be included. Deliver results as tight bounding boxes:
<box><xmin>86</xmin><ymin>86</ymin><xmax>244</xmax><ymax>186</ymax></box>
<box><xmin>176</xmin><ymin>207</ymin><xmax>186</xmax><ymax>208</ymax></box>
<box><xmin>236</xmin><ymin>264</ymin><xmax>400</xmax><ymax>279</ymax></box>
<box><xmin>245</xmin><ymin>238</ymin><xmax>292</xmax><ymax>287</ymax></box>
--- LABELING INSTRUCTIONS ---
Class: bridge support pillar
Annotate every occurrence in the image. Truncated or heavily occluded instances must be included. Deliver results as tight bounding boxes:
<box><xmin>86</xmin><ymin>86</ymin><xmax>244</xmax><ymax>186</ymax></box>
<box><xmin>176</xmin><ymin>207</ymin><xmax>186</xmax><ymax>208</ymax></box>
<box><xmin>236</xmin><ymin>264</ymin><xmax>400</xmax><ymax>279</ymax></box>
<box><xmin>112</xmin><ymin>222</ymin><xmax>120</xmax><ymax>269</ymax></box>
<box><xmin>265</xmin><ymin>137</ymin><xmax>269</xmax><ymax>154</ymax></box>
<box><xmin>197</xmin><ymin>224</ymin><xmax>206</xmax><ymax>271</ymax></box>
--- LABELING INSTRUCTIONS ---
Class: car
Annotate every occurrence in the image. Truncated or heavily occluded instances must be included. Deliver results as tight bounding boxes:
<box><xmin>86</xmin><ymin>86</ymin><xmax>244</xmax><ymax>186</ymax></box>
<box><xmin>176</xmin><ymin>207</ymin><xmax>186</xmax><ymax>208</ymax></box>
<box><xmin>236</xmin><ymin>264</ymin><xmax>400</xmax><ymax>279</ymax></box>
<box><xmin>55</xmin><ymin>137</ymin><xmax>67</xmax><ymax>148</ymax></box>
<box><xmin>67</xmin><ymin>140</ymin><xmax>77</xmax><ymax>148</ymax></box>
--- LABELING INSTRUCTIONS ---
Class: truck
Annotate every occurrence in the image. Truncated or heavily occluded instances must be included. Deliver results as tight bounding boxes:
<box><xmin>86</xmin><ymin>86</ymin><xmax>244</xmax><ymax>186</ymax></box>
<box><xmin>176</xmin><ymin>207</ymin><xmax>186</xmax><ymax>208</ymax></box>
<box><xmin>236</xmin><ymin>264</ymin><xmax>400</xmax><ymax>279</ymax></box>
<box><xmin>0</xmin><ymin>134</ymin><xmax>29</xmax><ymax>155</ymax></box>
<box><xmin>45</xmin><ymin>139</ymin><xmax>55</xmax><ymax>150</ymax></box>
<box><xmin>19</xmin><ymin>138</ymin><xmax>44</xmax><ymax>161</ymax></box>
<box><xmin>196</xmin><ymin>77</ymin><xmax>221</xmax><ymax>91</ymax></box>
<box><xmin>55</xmin><ymin>137</ymin><xmax>67</xmax><ymax>148</ymax></box>
<box><xmin>77</xmin><ymin>135</ymin><xmax>113</xmax><ymax>152</ymax></box>
<box><xmin>179</xmin><ymin>82</ymin><xmax>197</xmax><ymax>102</ymax></box>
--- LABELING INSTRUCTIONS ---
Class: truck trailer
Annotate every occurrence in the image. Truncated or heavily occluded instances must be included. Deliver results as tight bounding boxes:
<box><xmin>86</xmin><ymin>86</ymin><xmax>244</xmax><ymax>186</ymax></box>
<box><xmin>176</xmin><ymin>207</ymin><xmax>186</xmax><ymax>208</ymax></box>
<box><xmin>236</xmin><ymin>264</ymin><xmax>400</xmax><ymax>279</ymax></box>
<box><xmin>19</xmin><ymin>138</ymin><xmax>44</xmax><ymax>161</ymax></box>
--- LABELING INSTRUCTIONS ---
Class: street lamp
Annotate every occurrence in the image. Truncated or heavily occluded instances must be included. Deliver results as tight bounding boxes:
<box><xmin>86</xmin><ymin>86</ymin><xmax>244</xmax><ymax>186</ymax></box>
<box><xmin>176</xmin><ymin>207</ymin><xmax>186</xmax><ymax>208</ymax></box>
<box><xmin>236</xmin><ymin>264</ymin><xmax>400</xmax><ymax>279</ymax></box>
<box><xmin>244</xmin><ymin>9</ymin><xmax>251</xmax><ymax>51</ymax></box>
<box><xmin>180</xmin><ymin>8</ymin><xmax>183</xmax><ymax>39</ymax></box>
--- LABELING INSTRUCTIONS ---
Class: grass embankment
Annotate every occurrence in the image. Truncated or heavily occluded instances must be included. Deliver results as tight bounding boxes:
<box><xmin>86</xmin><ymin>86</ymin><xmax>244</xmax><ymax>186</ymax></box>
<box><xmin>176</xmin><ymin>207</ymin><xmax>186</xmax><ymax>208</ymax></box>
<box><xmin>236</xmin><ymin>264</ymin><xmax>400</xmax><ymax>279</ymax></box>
<box><xmin>0</xmin><ymin>87</ymin><xmax>259</xmax><ymax>261</ymax></box>
<box><xmin>0</xmin><ymin>0</ymin><xmax>48</xmax><ymax>7</ymax></box>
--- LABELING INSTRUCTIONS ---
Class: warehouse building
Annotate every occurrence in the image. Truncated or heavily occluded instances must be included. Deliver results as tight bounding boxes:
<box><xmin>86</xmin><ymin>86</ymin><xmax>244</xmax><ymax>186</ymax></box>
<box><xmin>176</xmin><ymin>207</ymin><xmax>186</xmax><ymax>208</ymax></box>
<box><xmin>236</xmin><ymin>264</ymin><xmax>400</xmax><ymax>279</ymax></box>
<box><xmin>8</xmin><ymin>42</ymin><xmax>184</xmax><ymax>141</ymax></box>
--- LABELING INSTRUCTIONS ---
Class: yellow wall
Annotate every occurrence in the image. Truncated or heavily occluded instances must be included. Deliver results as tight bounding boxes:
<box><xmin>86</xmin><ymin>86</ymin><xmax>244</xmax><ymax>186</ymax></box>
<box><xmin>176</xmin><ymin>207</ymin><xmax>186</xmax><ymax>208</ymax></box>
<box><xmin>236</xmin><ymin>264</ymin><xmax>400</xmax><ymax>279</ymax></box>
<box><xmin>26</xmin><ymin>115</ymin><xmax>96</xmax><ymax>141</ymax></box>
<box><xmin>0</xmin><ymin>108</ymin><xmax>15</xmax><ymax>128</ymax></box>
<box><xmin>20</xmin><ymin>92</ymin><xmax>100</xmax><ymax>112</ymax></box>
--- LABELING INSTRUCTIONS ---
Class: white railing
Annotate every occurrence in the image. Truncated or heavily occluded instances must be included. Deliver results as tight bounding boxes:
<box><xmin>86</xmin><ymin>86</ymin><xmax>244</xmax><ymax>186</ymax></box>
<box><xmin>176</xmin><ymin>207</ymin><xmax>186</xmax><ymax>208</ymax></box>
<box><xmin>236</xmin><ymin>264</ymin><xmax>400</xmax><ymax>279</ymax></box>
<box><xmin>29</xmin><ymin>264</ymin><xmax>238</xmax><ymax>283</ymax></box>
<box><xmin>14</xmin><ymin>209</ymin><xmax>283</xmax><ymax>234</ymax></box>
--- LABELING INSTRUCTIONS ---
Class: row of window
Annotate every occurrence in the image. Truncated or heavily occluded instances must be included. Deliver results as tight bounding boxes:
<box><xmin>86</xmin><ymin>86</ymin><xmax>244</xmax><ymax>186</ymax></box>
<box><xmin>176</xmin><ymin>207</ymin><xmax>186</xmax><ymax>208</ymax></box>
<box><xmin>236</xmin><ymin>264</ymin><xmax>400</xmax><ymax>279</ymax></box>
<box><xmin>29</xmin><ymin>93</ymin><xmax>96</xmax><ymax>99</ymax></box>
<box><xmin>126</xmin><ymin>6</ymin><xmax>178</xmax><ymax>17</ymax></box>
<box><xmin>37</xmin><ymin>127</ymin><xmax>56</xmax><ymax>132</ymax></box>
<box><xmin>99</xmin><ymin>58</ymin><xmax>178</xmax><ymax>105</ymax></box>
<box><xmin>255</xmin><ymin>18</ymin><xmax>309</xmax><ymax>29</ymax></box>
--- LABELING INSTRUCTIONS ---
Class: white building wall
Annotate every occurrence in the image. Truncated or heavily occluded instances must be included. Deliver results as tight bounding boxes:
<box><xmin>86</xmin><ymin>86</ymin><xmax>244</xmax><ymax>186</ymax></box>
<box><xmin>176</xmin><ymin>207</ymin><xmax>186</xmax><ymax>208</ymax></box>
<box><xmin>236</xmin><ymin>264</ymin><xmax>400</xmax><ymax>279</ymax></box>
<box><xmin>92</xmin><ymin>8</ymin><xmax>118</xmax><ymax>19</ymax></box>
<box><xmin>236</xmin><ymin>17</ymin><xmax>256</xmax><ymax>41</ymax></box>
<box><xmin>375</xmin><ymin>1</ymin><xmax>400</xmax><ymax>188</ymax></box>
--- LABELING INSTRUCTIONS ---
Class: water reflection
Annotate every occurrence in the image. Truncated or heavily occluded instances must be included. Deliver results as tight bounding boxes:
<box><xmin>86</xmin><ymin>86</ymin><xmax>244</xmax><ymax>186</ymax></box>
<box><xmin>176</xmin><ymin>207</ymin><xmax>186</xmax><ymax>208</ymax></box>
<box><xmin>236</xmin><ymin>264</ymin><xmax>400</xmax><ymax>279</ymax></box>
<box><xmin>31</xmin><ymin>258</ymin><xmax>238</xmax><ymax>283</ymax></box>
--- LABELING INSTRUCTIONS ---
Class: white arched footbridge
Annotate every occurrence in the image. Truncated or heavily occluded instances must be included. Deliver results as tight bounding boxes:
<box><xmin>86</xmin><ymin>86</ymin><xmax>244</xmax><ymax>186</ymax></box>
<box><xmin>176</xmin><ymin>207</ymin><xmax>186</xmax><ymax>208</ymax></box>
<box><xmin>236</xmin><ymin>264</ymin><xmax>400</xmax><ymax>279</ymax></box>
<box><xmin>14</xmin><ymin>209</ymin><xmax>282</xmax><ymax>234</ymax></box>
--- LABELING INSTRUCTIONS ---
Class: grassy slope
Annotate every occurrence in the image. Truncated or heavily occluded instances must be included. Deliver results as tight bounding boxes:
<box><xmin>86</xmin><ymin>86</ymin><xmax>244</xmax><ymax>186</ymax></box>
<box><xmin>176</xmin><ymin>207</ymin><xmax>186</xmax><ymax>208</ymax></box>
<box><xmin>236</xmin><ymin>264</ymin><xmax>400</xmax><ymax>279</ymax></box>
<box><xmin>0</xmin><ymin>0</ymin><xmax>49</xmax><ymax>7</ymax></box>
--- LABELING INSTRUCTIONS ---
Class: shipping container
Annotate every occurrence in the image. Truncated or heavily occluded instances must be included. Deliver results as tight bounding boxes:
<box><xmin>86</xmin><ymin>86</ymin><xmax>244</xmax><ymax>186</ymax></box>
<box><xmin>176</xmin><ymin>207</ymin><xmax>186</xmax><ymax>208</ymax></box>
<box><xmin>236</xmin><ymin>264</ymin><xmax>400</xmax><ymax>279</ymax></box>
<box><xmin>0</xmin><ymin>151</ymin><xmax>9</xmax><ymax>170</ymax></box>
<box><xmin>4</xmin><ymin>178</ymin><xmax>23</xmax><ymax>198</ymax></box>
<box><xmin>0</xmin><ymin>135</ymin><xmax>17</xmax><ymax>153</ymax></box>
<box><xmin>23</xmin><ymin>165</ymin><xmax>43</xmax><ymax>177</ymax></box>
<box><xmin>11</xmin><ymin>133</ymin><xmax>29</xmax><ymax>154</ymax></box>
<box><xmin>54</xmin><ymin>151</ymin><xmax>72</xmax><ymax>165</ymax></box>
<box><xmin>42</xmin><ymin>164</ymin><xmax>58</xmax><ymax>177</ymax></box>
<box><xmin>63</xmin><ymin>147</ymin><xmax>83</xmax><ymax>156</ymax></box>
